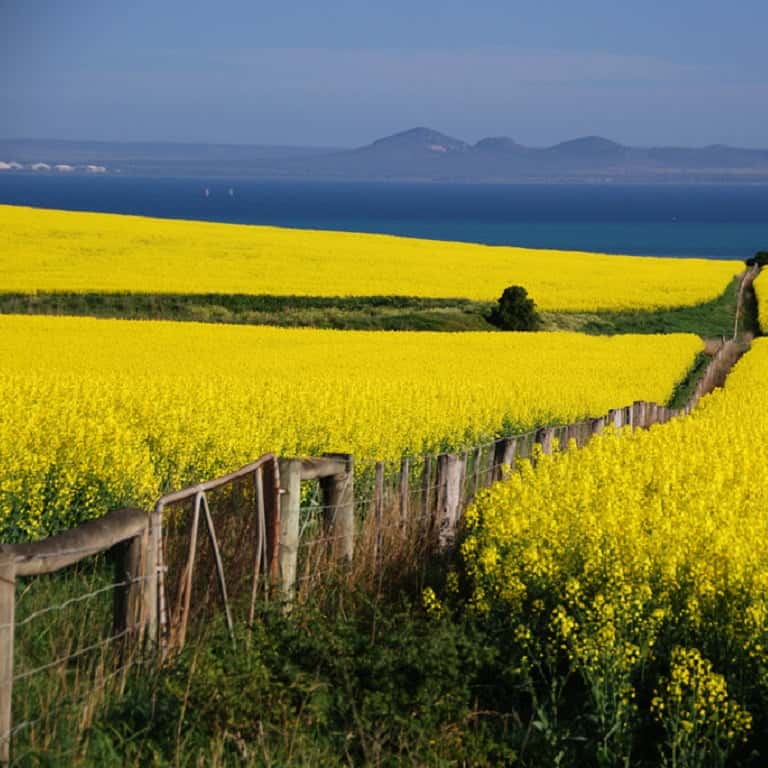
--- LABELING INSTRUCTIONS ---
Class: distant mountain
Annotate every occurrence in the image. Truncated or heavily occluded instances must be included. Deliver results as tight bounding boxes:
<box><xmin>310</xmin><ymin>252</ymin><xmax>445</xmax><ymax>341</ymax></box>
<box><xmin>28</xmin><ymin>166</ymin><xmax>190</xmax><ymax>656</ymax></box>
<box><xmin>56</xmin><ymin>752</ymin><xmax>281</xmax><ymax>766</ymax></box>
<box><xmin>369</xmin><ymin>127</ymin><xmax>468</xmax><ymax>153</ymax></box>
<box><xmin>474</xmin><ymin>137</ymin><xmax>528</xmax><ymax>154</ymax></box>
<box><xmin>3</xmin><ymin>130</ymin><xmax>768</xmax><ymax>182</ymax></box>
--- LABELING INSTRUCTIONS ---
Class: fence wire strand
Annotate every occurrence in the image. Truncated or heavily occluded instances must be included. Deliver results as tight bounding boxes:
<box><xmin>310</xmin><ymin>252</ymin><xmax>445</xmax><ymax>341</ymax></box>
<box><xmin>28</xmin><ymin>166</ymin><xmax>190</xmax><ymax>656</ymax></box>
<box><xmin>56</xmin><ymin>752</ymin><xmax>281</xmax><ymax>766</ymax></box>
<box><xmin>5</xmin><ymin>575</ymin><xmax>150</xmax><ymax>632</ymax></box>
<box><xmin>12</xmin><ymin>624</ymin><xmax>141</xmax><ymax>685</ymax></box>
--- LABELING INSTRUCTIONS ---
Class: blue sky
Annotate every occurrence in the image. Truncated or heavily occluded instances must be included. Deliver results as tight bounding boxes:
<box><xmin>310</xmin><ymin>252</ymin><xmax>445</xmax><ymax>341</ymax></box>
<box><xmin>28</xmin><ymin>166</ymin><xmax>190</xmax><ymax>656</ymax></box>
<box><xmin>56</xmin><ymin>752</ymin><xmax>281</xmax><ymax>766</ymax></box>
<box><xmin>2</xmin><ymin>0</ymin><xmax>767</xmax><ymax>147</ymax></box>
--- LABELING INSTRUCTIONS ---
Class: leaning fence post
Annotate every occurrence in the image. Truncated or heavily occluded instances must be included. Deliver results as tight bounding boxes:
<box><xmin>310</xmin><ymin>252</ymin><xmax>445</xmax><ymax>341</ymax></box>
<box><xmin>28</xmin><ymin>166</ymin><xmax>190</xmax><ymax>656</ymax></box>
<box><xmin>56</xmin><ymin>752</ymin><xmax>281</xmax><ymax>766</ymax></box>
<box><xmin>320</xmin><ymin>453</ymin><xmax>355</xmax><ymax>563</ymax></box>
<box><xmin>0</xmin><ymin>553</ymin><xmax>15</xmax><ymax>766</ymax></box>
<box><xmin>278</xmin><ymin>458</ymin><xmax>302</xmax><ymax>602</ymax></box>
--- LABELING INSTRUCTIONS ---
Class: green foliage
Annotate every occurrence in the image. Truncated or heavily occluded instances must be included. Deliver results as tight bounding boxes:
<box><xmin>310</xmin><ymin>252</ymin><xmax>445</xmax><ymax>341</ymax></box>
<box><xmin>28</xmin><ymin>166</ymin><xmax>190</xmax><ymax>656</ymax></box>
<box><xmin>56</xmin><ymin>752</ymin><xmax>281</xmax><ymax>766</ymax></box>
<box><xmin>82</xmin><ymin>595</ymin><xmax>517</xmax><ymax>767</ymax></box>
<box><xmin>486</xmin><ymin>286</ymin><xmax>541</xmax><ymax>331</ymax></box>
<box><xmin>0</xmin><ymin>291</ymin><xmax>495</xmax><ymax>332</ymax></box>
<box><xmin>745</xmin><ymin>252</ymin><xmax>768</xmax><ymax>267</ymax></box>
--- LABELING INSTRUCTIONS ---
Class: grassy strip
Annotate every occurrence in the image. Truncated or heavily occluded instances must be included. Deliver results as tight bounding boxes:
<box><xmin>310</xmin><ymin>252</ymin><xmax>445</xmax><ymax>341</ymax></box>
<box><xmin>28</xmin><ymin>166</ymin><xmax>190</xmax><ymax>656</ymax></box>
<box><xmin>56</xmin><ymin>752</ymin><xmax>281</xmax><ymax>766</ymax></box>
<box><xmin>0</xmin><ymin>291</ymin><xmax>495</xmax><ymax>332</ymax></box>
<box><xmin>666</xmin><ymin>350</ymin><xmax>711</xmax><ymax>410</ymax></box>
<box><xmin>0</xmin><ymin>279</ymin><xmax>748</xmax><ymax>335</ymax></box>
<box><xmin>540</xmin><ymin>277</ymin><xmax>752</xmax><ymax>337</ymax></box>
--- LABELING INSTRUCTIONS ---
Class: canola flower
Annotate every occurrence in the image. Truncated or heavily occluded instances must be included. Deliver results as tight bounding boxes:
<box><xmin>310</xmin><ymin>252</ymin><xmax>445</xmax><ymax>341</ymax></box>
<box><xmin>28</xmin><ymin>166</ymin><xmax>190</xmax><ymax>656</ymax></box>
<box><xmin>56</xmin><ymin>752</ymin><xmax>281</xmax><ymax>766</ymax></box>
<box><xmin>0</xmin><ymin>315</ymin><xmax>701</xmax><ymax>540</ymax></box>
<box><xmin>0</xmin><ymin>205</ymin><xmax>739</xmax><ymax>312</ymax></box>
<box><xmin>461</xmin><ymin>338</ymin><xmax>768</xmax><ymax>764</ymax></box>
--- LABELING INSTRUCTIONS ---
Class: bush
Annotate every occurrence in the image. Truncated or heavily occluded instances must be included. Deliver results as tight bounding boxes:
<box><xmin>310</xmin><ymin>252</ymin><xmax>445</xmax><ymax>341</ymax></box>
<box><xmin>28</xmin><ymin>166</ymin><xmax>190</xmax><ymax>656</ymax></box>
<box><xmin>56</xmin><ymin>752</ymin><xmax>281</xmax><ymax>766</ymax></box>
<box><xmin>746</xmin><ymin>251</ymin><xmax>768</xmax><ymax>267</ymax></box>
<box><xmin>486</xmin><ymin>285</ymin><xmax>541</xmax><ymax>331</ymax></box>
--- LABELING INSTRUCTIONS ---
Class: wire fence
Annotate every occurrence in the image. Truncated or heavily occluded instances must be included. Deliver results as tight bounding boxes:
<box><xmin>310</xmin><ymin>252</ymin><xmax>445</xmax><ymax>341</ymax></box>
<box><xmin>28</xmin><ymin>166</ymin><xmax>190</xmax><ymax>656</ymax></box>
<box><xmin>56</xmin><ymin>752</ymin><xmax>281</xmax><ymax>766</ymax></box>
<box><xmin>0</xmin><ymin>337</ymin><xmax>746</xmax><ymax>764</ymax></box>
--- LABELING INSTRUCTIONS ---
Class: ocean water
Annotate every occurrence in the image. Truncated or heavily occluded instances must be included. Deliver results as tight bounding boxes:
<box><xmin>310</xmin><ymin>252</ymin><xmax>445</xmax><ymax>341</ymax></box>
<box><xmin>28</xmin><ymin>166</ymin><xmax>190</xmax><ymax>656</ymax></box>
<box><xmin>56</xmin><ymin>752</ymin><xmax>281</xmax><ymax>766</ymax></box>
<box><xmin>1</xmin><ymin>174</ymin><xmax>767</xmax><ymax>260</ymax></box>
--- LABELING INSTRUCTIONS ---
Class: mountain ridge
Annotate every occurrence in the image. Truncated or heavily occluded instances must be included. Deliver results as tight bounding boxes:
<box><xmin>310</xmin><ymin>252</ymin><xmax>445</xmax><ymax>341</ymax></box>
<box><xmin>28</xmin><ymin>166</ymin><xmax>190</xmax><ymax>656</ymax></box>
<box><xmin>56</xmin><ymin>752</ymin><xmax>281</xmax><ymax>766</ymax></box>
<box><xmin>3</xmin><ymin>129</ymin><xmax>768</xmax><ymax>182</ymax></box>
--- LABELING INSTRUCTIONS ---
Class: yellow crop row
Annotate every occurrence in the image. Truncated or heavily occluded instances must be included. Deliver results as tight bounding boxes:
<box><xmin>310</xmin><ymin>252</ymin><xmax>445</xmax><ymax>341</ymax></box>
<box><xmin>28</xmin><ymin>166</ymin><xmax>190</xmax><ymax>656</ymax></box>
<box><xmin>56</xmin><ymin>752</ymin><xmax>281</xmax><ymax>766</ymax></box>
<box><xmin>0</xmin><ymin>315</ymin><xmax>702</xmax><ymax>540</ymax></box>
<box><xmin>461</xmin><ymin>338</ymin><xmax>768</xmax><ymax>762</ymax></box>
<box><xmin>0</xmin><ymin>205</ymin><xmax>739</xmax><ymax>311</ymax></box>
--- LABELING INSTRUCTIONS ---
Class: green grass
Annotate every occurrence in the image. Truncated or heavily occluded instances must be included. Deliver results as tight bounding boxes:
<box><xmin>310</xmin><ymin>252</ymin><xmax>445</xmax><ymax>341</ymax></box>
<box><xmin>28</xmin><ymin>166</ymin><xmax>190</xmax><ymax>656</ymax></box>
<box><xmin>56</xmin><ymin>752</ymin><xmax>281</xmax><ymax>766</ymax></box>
<box><xmin>666</xmin><ymin>351</ymin><xmax>711</xmax><ymax>410</ymax></box>
<box><xmin>0</xmin><ymin>292</ymin><xmax>495</xmax><ymax>332</ymax></box>
<box><xmin>0</xmin><ymin>278</ymin><xmax>750</xmax><ymax>336</ymax></box>
<box><xmin>541</xmin><ymin>277</ymin><xmax>755</xmax><ymax>338</ymax></box>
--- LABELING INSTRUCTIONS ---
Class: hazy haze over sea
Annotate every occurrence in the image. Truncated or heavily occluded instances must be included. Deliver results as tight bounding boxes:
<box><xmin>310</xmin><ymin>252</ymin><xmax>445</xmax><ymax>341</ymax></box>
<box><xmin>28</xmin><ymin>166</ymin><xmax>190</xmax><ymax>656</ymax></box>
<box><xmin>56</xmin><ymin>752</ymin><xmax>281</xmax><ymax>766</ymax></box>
<box><xmin>1</xmin><ymin>174</ymin><xmax>767</xmax><ymax>261</ymax></box>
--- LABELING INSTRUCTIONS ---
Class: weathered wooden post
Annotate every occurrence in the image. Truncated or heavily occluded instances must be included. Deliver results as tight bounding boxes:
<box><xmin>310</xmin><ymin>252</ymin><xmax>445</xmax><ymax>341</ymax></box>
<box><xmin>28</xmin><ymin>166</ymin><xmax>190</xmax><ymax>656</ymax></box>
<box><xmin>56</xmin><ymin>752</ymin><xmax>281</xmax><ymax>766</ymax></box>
<box><xmin>420</xmin><ymin>456</ymin><xmax>433</xmax><ymax>522</ymax></box>
<box><xmin>493</xmin><ymin>437</ymin><xmax>517</xmax><ymax>481</ymax></box>
<box><xmin>373</xmin><ymin>461</ymin><xmax>385</xmax><ymax>563</ymax></box>
<box><xmin>535</xmin><ymin>426</ymin><xmax>556</xmax><ymax>455</ymax></box>
<box><xmin>399</xmin><ymin>458</ymin><xmax>410</xmax><ymax>526</ymax></box>
<box><xmin>320</xmin><ymin>453</ymin><xmax>355</xmax><ymax>563</ymax></box>
<box><xmin>261</xmin><ymin>459</ymin><xmax>281</xmax><ymax>583</ymax></box>
<box><xmin>0</xmin><ymin>553</ymin><xmax>15</xmax><ymax>766</ymax></box>
<box><xmin>113</xmin><ymin>530</ymin><xmax>149</xmax><ymax>645</ymax></box>
<box><xmin>591</xmin><ymin>416</ymin><xmax>605</xmax><ymax>436</ymax></box>
<box><xmin>147</xmin><ymin>506</ymin><xmax>162</xmax><ymax>647</ymax></box>
<box><xmin>471</xmin><ymin>446</ymin><xmax>482</xmax><ymax>497</ymax></box>
<box><xmin>577</xmin><ymin>420</ymin><xmax>592</xmax><ymax>447</ymax></box>
<box><xmin>435</xmin><ymin>454</ymin><xmax>465</xmax><ymax>550</ymax></box>
<box><xmin>278</xmin><ymin>458</ymin><xmax>302</xmax><ymax>602</ymax></box>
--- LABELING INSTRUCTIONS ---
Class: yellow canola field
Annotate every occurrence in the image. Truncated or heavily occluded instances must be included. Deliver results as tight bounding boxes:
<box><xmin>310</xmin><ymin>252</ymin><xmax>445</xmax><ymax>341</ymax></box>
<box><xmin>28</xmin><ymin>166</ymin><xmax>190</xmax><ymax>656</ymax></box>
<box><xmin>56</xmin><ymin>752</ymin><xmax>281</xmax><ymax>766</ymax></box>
<box><xmin>0</xmin><ymin>315</ymin><xmax>701</xmax><ymax>539</ymax></box>
<box><xmin>462</xmin><ymin>339</ymin><xmax>768</xmax><ymax>760</ymax></box>
<box><xmin>755</xmin><ymin>269</ymin><xmax>768</xmax><ymax>333</ymax></box>
<box><xmin>0</xmin><ymin>205</ymin><xmax>739</xmax><ymax>311</ymax></box>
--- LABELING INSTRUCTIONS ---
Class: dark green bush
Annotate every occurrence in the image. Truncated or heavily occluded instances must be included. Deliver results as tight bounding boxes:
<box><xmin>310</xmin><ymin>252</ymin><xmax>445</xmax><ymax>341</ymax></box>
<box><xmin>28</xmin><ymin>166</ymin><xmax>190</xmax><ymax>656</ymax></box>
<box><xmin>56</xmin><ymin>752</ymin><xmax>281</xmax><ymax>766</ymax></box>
<box><xmin>486</xmin><ymin>285</ymin><xmax>541</xmax><ymax>331</ymax></box>
<box><xmin>746</xmin><ymin>251</ymin><xmax>768</xmax><ymax>267</ymax></box>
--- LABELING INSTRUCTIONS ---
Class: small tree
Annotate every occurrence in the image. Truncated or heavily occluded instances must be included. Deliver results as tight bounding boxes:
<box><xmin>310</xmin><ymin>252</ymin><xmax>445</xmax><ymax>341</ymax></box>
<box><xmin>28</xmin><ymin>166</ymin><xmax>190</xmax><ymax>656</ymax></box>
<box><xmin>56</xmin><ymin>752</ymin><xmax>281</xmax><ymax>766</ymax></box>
<box><xmin>746</xmin><ymin>251</ymin><xmax>768</xmax><ymax>267</ymax></box>
<box><xmin>487</xmin><ymin>285</ymin><xmax>541</xmax><ymax>331</ymax></box>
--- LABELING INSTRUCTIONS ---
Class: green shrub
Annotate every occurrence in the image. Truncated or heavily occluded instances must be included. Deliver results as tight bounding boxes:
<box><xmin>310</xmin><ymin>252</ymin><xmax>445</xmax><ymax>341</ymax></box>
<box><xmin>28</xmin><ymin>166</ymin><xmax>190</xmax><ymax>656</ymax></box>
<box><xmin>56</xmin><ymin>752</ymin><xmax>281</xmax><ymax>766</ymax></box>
<box><xmin>486</xmin><ymin>286</ymin><xmax>541</xmax><ymax>331</ymax></box>
<box><xmin>745</xmin><ymin>251</ymin><xmax>768</xmax><ymax>267</ymax></box>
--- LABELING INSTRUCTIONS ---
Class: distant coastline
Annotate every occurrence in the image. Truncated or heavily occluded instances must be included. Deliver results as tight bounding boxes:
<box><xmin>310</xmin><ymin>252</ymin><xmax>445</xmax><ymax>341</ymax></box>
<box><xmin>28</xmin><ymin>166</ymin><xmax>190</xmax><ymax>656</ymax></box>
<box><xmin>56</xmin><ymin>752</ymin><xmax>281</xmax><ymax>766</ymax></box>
<box><xmin>3</xmin><ymin>128</ymin><xmax>768</xmax><ymax>184</ymax></box>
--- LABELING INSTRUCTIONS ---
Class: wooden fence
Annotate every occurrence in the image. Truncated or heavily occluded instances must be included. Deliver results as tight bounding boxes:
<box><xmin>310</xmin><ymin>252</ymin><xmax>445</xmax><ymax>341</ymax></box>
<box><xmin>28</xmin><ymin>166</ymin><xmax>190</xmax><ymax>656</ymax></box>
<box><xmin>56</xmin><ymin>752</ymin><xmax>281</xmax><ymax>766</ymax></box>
<box><xmin>0</xmin><ymin>333</ymin><xmax>747</xmax><ymax>763</ymax></box>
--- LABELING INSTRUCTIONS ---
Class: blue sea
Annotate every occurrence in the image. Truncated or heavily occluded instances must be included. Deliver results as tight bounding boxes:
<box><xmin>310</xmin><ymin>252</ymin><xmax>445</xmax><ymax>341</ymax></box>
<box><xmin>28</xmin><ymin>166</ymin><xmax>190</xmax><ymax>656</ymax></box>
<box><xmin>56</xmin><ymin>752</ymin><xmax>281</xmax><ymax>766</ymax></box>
<box><xmin>1</xmin><ymin>174</ymin><xmax>767</xmax><ymax>260</ymax></box>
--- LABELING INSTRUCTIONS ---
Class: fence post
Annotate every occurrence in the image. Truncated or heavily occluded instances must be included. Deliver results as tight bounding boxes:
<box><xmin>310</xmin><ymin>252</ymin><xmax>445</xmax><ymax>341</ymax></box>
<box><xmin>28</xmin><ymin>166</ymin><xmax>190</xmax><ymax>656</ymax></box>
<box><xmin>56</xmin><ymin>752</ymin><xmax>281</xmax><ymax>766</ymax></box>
<box><xmin>262</xmin><ymin>458</ymin><xmax>281</xmax><ymax>583</ymax></box>
<box><xmin>0</xmin><ymin>553</ymin><xmax>15</xmax><ymax>766</ymax></box>
<box><xmin>399</xmin><ymin>458</ymin><xmax>410</xmax><ymax>526</ymax></box>
<box><xmin>146</xmin><ymin>507</ymin><xmax>161</xmax><ymax>647</ymax></box>
<box><xmin>420</xmin><ymin>456</ymin><xmax>433</xmax><ymax>521</ymax></box>
<box><xmin>436</xmin><ymin>454</ymin><xmax>464</xmax><ymax>550</ymax></box>
<box><xmin>535</xmin><ymin>426</ymin><xmax>556</xmax><ymax>455</ymax></box>
<box><xmin>113</xmin><ymin>531</ymin><xmax>148</xmax><ymax>644</ymax></box>
<box><xmin>471</xmin><ymin>446</ymin><xmax>482</xmax><ymax>498</ymax></box>
<box><xmin>578</xmin><ymin>420</ymin><xmax>592</xmax><ymax>447</ymax></box>
<box><xmin>320</xmin><ymin>453</ymin><xmax>355</xmax><ymax>563</ymax></box>
<box><xmin>373</xmin><ymin>461</ymin><xmax>385</xmax><ymax>563</ymax></box>
<box><xmin>591</xmin><ymin>416</ymin><xmax>605</xmax><ymax>436</ymax></box>
<box><xmin>493</xmin><ymin>437</ymin><xmax>517</xmax><ymax>480</ymax></box>
<box><xmin>278</xmin><ymin>458</ymin><xmax>302</xmax><ymax>602</ymax></box>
